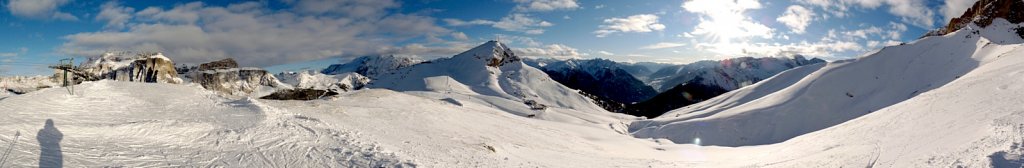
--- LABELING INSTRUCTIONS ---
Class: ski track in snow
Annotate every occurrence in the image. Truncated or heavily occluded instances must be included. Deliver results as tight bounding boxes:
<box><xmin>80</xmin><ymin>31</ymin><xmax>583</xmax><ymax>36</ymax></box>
<box><xmin>0</xmin><ymin>81</ymin><xmax>413</xmax><ymax>167</ymax></box>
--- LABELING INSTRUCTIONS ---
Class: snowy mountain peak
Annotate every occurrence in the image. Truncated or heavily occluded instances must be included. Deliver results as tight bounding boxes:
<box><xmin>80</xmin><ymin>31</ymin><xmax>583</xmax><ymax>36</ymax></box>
<box><xmin>451</xmin><ymin>40</ymin><xmax>520</xmax><ymax>67</ymax></box>
<box><xmin>321</xmin><ymin>55</ymin><xmax>422</xmax><ymax>79</ymax></box>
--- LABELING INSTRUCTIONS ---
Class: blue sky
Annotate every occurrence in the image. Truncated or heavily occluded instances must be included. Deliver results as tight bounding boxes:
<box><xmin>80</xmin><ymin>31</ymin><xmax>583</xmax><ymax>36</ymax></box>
<box><xmin>0</xmin><ymin>0</ymin><xmax>979</xmax><ymax>76</ymax></box>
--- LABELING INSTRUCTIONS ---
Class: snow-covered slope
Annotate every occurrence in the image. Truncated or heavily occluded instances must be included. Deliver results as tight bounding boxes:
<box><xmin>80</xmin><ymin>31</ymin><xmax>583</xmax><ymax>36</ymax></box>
<box><xmin>0</xmin><ymin>80</ymin><xmax>696</xmax><ymax>167</ymax></box>
<box><xmin>1</xmin><ymin>76</ymin><xmax>58</xmax><ymax>95</ymax></box>
<box><xmin>321</xmin><ymin>55</ymin><xmax>422</xmax><ymax>79</ymax></box>
<box><xmin>646</xmin><ymin>56</ymin><xmax>824</xmax><ymax>92</ymax></box>
<box><xmin>277</xmin><ymin>71</ymin><xmax>369</xmax><ymax>92</ymax></box>
<box><xmin>368</xmin><ymin>41</ymin><xmax>637</xmax><ymax>127</ymax></box>
<box><xmin>630</xmin><ymin>19</ymin><xmax>1024</xmax><ymax>149</ymax></box>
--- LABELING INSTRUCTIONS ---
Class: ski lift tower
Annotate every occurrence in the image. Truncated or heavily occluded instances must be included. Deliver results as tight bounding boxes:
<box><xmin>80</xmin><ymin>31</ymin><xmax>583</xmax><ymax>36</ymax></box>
<box><xmin>53</xmin><ymin>58</ymin><xmax>75</xmax><ymax>95</ymax></box>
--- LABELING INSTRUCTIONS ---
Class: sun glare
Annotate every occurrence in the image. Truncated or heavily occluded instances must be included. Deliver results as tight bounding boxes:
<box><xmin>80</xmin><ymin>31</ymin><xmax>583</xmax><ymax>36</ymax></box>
<box><xmin>683</xmin><ymin>0</ymin><xmax>773</xmax><ymax>55</ymax></box>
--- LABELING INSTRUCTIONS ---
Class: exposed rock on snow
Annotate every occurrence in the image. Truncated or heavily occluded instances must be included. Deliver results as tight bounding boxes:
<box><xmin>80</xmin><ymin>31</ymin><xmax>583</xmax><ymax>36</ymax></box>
<box><xmin>369</xmin><ymin>40</ymin><xmax>638</xmax><ymax>126</ymax></box>
<box><xmin>936</xmin><ymin>0</ymin><xmax>1024</xmax><ymax>36</ymax></box>
<box><xmin>260</xmin><ymin>88</ymin><xmax>338</xmax><ymax>100</ymax></box>
<box><xmin>78</xmin><ymin>52</ymin><xmax>183</xmax><ymax>84</ymax></box>
<box><xmin>0</xmin><ymin>76</ymin><xmax>58</xmax><ymax>95</ymax></box>
<box><xmin>321</xmin><ymin>55</ymin><xmax>422</xmax><ymax>79</ymax></box>
<box><xmin>190</xmin><ymin>58</ymin><xmax>288</xmax><ymax>96</ymax></box>
<box><xmin>276</xmin><ymin>71</ymin><xmax>368</xmax><ymax>92</ymax></box>
<box><xmin>197</xmin><ymin>58</ymin><xmax>239</xmax><ymax>71</ymax></box>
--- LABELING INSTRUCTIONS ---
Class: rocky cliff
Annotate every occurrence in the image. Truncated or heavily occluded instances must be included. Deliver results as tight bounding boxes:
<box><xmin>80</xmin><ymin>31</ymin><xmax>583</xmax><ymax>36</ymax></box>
<box><xmin>190</xmin><ymin>58</ymin><xmax>287</xmax><ymax>95</ymax></box>
<box><xmin>79</xmin><ymin>52</ymin><xmax>182</xmax><ymax>84</ymax></box>
<box><xmin>933</xmin><ymin>0</ymin><xmax>1024</xmax><ymax>36</ymax></box>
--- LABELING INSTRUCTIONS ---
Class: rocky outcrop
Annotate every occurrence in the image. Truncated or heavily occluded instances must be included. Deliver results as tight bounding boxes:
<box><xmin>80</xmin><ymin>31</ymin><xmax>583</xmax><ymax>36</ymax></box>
<box><xmin>191</xmin><ymin>58</ymin><xmax>286</xmax><ymax>95</ymax></box>
<box><xmin>198</xmin><ymin>58</ymin><xmax>239</xmax><ymax>71</ymax></box>
<box><xmin>260</xmin><ymin>88</ymin><xmax>337</xmax><ymax>100</ymax></box>
<box><xmin>79</xmin><ymin>52</ymin><xmax>182</xmax><ymax>84</ymax></box>
<box><xmin>321</xmin><ymin>55</ymin><xmax>422</xmax><ymax>79</ymax></box>
<box><xmin>462</xmin><ymin>40</ymin><xmax>520</xmax><ymax>67</ymax></box>
<box><xmin>277</xmin><ymin>71</ymin><xmax>369</xmax><ymax>92</ymax></box>
<box><xmin>933</xmin><ymin>0</ymin><xmax>1024</xmax><ymax>36</ymax></box>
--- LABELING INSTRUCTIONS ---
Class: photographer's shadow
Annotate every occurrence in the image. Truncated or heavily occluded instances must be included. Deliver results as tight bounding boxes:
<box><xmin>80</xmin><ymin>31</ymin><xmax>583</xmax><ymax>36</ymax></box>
<box><xmin>37</xmin><ymin>119</ymin><xmax>63</xmax><ymax>168</ymax></box>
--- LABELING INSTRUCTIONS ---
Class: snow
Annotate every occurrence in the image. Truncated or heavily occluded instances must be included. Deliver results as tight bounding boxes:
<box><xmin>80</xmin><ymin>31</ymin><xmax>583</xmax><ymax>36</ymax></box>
<box><xmin>276</xmin><ymin>71</ymin><xmax>369</xmax><ymax>92</ymax></box>
<box><xmin>1</xmin><ymin>76</ymin><xmax>59</xmax><ymax>97</ymax></box>
<box><xmin>0</xmin><ymin>80</ymin><xmax>696</xmax><ymax>167</ymax></box>
<box><xmin>645</xmin><ymin>56</ymin><xmax>823</xmax><ymax>92</ymax></box>
<box><xmin>368</xmin><ymin>41</ymin><xmax>639</xmax><ymax>127</ymax></box>
<box><xmin>1</xmin><ymin>20</ymin><xmax>1023</xmax><ymax>167</ymax></box>
<box><xmin>628</xmin><ymin>19</ymin><xmax>1024</xmax><ymax>166</ymax></box>
<box><xmin>321</xmin><ymin>55</ymin><xmax>422</xmax><ymax>79</ymax></box>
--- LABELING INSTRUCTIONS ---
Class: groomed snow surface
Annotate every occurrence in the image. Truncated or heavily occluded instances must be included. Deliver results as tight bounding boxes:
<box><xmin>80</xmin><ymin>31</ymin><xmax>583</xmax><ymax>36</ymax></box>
<box><xmin>0</xmin><ymin>81</ymin><xmax>689</xmax><ymax>167</ymax></box>
<box><xmin>1</xmin><ymin>20</ymin><xmax>1024</xmax><ymax>167</ymax></box>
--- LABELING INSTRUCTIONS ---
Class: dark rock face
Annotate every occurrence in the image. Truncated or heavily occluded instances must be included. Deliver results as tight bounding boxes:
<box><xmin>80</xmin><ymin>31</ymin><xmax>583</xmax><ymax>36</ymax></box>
<box><xmin>529</xmin><ymin>58</ymin><xmax>658</xmax><ymax>113</ymax></box>
<box><xmin>1016</xmin><ymin>27</ymin><xmax>1024</xmax><ymax>39</ymax></box>
<box><xmin>198</xmin><ymin>58</ymin><xmax>239</xmax><ymax>71</ymax></box>
<box><xmin>542</xmin><ymin>68</ymin><xmax>657</xmax><ymax>104</ymax></box>
<box><xmin>622</xmin><ymin>77</ymin><xmax>729</xmax><ymax>118</ymax></box>
<box><xmin>260</xmin><ymin>88</ymin><xmax>337</xmax><ymax>100</ymax></box>
<box><xmin>937</xmin><ymin>0</ymin><xmax>1024</xmax><ymax>36</ymax></box>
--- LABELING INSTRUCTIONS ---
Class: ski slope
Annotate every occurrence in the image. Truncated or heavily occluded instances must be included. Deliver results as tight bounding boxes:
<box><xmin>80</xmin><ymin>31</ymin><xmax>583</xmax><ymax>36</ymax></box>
<box><xmin>0</xmin><ymin>20</ymin><xmax>1023</xmax><ymax>167</ymax></box>
<box><xmin>0</xmin><ymin>80</ymin><xmax>697</xmax><ymax>167</ymax></box>
<box><xmin>628</xmin><ymin>19</ymin><xmax>1024</xmax><ymax>167</ymax></box>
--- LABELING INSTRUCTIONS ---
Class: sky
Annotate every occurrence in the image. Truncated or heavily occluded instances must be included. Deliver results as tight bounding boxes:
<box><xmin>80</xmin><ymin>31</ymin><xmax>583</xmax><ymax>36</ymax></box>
<box><xmin>0</xmin><ymin>0</ymin><xmax>982</xmax><ymax>76</ymax></box>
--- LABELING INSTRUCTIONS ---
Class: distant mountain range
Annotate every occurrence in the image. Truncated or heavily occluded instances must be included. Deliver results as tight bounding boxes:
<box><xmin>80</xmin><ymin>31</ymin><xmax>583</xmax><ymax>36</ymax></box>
<box><xmin>525</xmin><ymin>56</ymin><xmax>824</xmax><ymax>118</ymax></box>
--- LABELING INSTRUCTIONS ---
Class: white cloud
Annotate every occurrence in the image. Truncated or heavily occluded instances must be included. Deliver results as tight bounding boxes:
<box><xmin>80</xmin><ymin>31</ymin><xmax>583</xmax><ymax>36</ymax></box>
<box><xmin>776</xmin><ymin>5</ymin><xmax>815</xmax><ymax>34</ymax></box>
<box><xmin>694</xmin><ymin>40</ymin><xmax>862</xmax><ymax>59</ymax></box>
<box><xmin>515</xmin><ymin>44</ymin><xmax>582</xmax><ymax>59</ymax></box>
<box><xmin>493</xmin><ymin>14</ymin><xmax>553</xmax><ymax>34</ymax></box>
<box><xmin>594</xmin><ymin>14</ymin><xmax>665</xmax><ymax>37</ymax></box>
<box><xmin>446</xmin><ymin>14</ymin><xmax>553</xmax><ymax>34</ymax></box>
<box><xmin>488</xmin><ymin>34</ymin><xmax>582</xmax><ymax>59</ymax></box>
<box><xmin>887</xmin><ymin>22</ymin><xmax>908</xmax><ymax>39</ymax></box>
<box><xmin>0</xmin><ymin>47</ymin><xmax>27</xmax><ymax>57</ymax></box>
<box><xmin>640</xmin><ymin>42</ymin><xmax>686</xmax><ymax>50</ymax></box>
<box><xmin>282</xmin><ymin>0</ymin><xmax>398</xmax><ymax>18</ymax></box>
<box><xmin>451</xmin><ymin>32</ymin><xmax>469</xmax><ymax>41</ymax></box>
<box><xmin>443</xmin><ymin>19</ymin><xmax>495</xmax><ymax>26</ymax></box>
<box><xmin>377</xmin><ymin>42</ymin><xmax>474</xmax><ymax>59</ymax></box>
<box><xmin>841</xmin><ymin>26</ymin><xmax>883</xmax><ymax>39</ymax></box>
<box><xmin>596</xmin><ymin>50</ymin><xmax>614</xmax><ymax>55</ymax></box>
<box><xmin>6</xmin><ymin>0</ymin><xmax>77</xmax><ymax>20</ymax></box>
<box><xmin>940</xmin><ymin>0</ymin><xmax>976</xmax><ymax>23</ymax></box>
<box><xmin>496</xmin><ymin>34</ymin><xmax>542</xmax><ymax>47</ymax></box>
<box><xmin>96</xmin><ymin>1</ymin><xmax>135</xmax><ymax>30</ymax></box>
<box><xmin>594</xmin><ymin>5</ymin><xmax>605</xmax><ymax>9</ymax></box>
<box><xmin>796</xmin><ymin>0</ymin><xmax>934</xmax><ymax>28</ymax></box>
<box><xmin>682</xmin><ymin>0</ymin><xmax>772</xmax><ymax>43</ymax></box>
<box><xmin>60</xmin><ymin>0</ymin><xmax>450</xmax><ymax>67</ymax></box>
<box><xmin>513</xmin><ymin>0</ymin><xmax>580</xmax><ymax>12</ymax></box>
